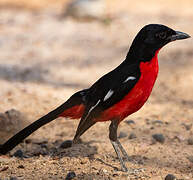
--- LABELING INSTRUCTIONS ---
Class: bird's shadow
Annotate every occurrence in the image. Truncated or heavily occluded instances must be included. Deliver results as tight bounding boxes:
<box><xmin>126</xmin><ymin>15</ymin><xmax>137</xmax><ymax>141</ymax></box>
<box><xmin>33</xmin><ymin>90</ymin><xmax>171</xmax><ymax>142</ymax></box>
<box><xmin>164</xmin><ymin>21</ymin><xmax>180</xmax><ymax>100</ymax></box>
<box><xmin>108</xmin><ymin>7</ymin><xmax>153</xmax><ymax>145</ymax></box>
<box><xmin>16</xmin><ymin>139</ymin><xmax>99</xmax><ymax>160</ymax></box>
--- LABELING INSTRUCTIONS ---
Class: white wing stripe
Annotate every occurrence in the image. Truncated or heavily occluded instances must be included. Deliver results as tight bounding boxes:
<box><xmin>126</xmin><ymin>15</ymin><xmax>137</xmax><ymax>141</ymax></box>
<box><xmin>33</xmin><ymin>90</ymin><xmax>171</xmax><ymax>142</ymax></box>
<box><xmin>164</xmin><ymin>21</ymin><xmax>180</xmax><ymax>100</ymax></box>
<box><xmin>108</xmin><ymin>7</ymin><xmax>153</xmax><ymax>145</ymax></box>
<box><xmin>104</xmin><ymin>90</ymin><xmax>114</xmax><ymax>101</ymax></box>
<box><xmin>85</xmin><ymin>100</ymin><xmax>101</xmax><ymax>120</ymax></box>
<box><xmin>123</xmin><ymin>76</ymin><xmax>136</xmax><ymax>83</ymax></box>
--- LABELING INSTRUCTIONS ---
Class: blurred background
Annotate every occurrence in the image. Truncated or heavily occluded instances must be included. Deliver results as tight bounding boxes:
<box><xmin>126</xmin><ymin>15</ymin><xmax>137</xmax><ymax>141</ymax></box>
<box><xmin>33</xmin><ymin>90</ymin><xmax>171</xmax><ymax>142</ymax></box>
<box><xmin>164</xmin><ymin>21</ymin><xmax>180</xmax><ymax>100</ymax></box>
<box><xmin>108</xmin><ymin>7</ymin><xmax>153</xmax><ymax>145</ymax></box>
<box><xmin>0</xmin><ymin>0</ymin><xmax>193</xmax><ymax>179</ymax></box>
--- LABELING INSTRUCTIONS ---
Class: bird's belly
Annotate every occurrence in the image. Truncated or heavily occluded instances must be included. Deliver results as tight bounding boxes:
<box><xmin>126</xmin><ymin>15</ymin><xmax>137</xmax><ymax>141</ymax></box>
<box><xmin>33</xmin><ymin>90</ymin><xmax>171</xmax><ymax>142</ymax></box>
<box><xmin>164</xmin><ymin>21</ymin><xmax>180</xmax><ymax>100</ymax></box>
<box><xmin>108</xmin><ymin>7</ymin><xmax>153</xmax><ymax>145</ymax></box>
<box><xmin>60</xmin><ymin>104</ymin><xmax>85</xmax><ymax>119</ymax></box>
<box><xmin>96</xmin><ymin>54</ymin><xmax>159</xmax><ymax>123</ymax></box>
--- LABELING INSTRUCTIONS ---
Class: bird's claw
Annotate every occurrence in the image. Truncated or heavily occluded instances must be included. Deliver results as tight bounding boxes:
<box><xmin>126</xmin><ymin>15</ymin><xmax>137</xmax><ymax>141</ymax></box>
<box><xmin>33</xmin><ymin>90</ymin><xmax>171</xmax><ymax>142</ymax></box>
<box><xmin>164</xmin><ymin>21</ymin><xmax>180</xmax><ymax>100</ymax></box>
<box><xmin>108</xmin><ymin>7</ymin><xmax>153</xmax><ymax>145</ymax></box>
<box><xmin>121</xmin><ymin>165</ymin><xmax>128</xmax><ymax>172</ymax></box>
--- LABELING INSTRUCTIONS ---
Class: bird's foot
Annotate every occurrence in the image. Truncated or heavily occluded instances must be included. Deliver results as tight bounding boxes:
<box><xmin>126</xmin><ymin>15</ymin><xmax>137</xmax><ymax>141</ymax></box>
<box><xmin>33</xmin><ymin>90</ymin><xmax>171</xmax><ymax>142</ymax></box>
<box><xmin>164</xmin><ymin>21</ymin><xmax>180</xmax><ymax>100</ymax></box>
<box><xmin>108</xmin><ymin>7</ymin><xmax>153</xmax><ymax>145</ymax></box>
<box><xmin>121</xmin><ymin>164</ymin><xmax>128</xmax><ymax>172</ymax></box>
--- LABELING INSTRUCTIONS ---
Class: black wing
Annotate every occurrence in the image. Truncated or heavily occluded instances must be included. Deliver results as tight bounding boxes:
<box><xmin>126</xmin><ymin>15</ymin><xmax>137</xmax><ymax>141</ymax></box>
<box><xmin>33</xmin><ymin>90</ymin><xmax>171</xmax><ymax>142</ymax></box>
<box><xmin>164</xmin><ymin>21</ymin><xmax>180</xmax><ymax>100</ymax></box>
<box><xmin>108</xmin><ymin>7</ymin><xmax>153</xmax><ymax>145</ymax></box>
<box><xmin>88</xmin><ymin>62</ymin><xmax>141</xmax><ymax>111</ymax></box>
<box><xmin>73</xmin><ymin>62</ymin><xmax>141</xmax><ymax>140</ymax></box>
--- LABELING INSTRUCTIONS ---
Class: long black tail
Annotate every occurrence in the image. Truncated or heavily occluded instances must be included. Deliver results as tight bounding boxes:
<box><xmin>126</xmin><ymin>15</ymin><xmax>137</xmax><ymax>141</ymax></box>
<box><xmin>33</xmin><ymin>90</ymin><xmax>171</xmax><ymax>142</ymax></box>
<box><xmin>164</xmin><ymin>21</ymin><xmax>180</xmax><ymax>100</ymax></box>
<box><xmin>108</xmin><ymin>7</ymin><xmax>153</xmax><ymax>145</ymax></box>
<box><xmin>0</xmin><ymin>90</ymin><xmax>86</xmax><ymax>155</ymax></box>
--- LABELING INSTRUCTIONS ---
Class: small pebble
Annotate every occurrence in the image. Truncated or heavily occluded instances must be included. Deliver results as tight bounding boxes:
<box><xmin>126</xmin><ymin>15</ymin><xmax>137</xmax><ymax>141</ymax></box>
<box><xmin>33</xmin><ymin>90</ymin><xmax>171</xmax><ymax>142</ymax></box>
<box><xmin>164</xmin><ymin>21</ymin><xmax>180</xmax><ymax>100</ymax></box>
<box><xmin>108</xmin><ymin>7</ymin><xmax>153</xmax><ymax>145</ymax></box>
<box><xmin>145</xmin><ymin>118</ymin><xmax>150</xmax><ymax>125</ymax></box>
<box><xmin>9</xmin><ymin>177</ymin><xmax>18</xmax><ymax>180</ymax></box>
<box><xmin>165</xmin><ymin>174</ymin><xmax>176</xmax><ymax>180</ymax></box>
<box><xmin>13</xmin><ymin>150</ymin><xmax>23</xmax><ymax>158</ymax></box>
<box><xmin>60</xmin><ymin>140</ymin><xmax>72</xmax><ymax>149</ymax></box>
<box><xmin>0</xmin><ymin>166</ymin><xmax>9</xmax><ymax>172</ymax></box>
<box><xmin>17</xmin><ymin>165</ymin><xmax>24</xmax><ymax>169</ymax></box>
<box><xmin>182</xmin><ymin>123</ymin><xmax>192</xmax><ymax>131</ymax></box>
<box><xmin>80</xmin><ymin>158</ymin><xmax>88</xmax><ymax>164</ymax></box>
<box><xmin>103</xmin><ymin>169</ymin><xmax>108</xmax><ymax>173</ymax></box>
<box><xmin>152</xmin><ymin>134</ymin><xmax>165</xmax><ymax>143</ymax></box>
<box><xmin>25</xmin><ymin>139</ymin><xmax>32</xmax><ymax>144</ymax></box>
<box><xmin>31</xmin><ymin>139</ymin><xmax>48</xmax><ymax>145</ymax></box>
<box><xmin>128</xmin><ymin>133</ymin><xmax>137</xmax><ymax>139</ymax></box>
<box><xmin>125</xmin><ymin>120</ymin><xmax>135</xmax><ymax>125</ymax></box>
<box><xmin>112</xmin><ymin>173</ymin><xmax>119</xmax><ymax>177</ymax></box>
<box><xmin>187</xmin><ymin>138</ymin><xmax>193</xmax><ymax>145</ymax></box>
<box><xmin>174</xmin><ymin>135</ymin><xmax>185</xmax><ymax>142</ymax></box>
<box><xmin>118</xmin><ymin>132</ymin><xmax>127</xmax><ymax>138</ymax></box>
<box><xmin>40</xmin><ymin>144</ymin><xmax>48</xmax><ymax>149</ymax></box>
<box><xmin>65</xmin><ymin>171</ymin><xmax>76</xmax><ymax>180</ymax></box>
<box><xmin>32</xmin><ymin>148</ymin><xmax>48</xmax><ymax>156</ymax></box>
<box><xmin>187</xmin><ymin>156</ymin><xmax>193</xmax><ymax>163</ymax></box>
<box><xmin>152</xmin><ymin>120</ymin><xmax>163</xmax><ymax>124</ymax></box>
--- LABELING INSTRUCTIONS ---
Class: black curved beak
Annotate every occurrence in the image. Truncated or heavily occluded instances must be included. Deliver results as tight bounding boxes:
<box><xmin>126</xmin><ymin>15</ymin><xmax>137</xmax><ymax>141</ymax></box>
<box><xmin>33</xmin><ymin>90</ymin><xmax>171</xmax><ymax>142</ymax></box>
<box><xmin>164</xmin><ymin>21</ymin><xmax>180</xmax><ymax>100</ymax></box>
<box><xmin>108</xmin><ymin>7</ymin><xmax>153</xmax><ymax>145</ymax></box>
<box><xmin>170</xmin><ymin>31</ymin><xmax>191</xmax><ymax>41</ymax></box>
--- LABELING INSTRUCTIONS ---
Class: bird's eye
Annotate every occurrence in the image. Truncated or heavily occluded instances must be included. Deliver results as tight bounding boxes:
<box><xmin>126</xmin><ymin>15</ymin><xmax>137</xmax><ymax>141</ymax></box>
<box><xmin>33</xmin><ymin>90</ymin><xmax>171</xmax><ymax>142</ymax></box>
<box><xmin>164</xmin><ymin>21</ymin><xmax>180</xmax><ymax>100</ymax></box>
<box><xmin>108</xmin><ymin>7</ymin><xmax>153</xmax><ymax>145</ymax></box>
<box><xmin>155</xmin><ymin>32</ymin><xmax>167</xmax><ymax>40</ymax></box>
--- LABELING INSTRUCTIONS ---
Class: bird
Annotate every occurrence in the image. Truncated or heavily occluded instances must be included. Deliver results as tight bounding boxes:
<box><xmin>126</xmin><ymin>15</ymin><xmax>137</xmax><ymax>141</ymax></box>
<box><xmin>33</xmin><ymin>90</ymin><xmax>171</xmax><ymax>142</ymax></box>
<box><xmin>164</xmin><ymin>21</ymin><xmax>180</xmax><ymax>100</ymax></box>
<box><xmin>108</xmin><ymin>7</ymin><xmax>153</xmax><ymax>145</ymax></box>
<box><xmin>0</xmin><ymin>24</ymin><xmax>190</xmax><ymax>172</ymax></box>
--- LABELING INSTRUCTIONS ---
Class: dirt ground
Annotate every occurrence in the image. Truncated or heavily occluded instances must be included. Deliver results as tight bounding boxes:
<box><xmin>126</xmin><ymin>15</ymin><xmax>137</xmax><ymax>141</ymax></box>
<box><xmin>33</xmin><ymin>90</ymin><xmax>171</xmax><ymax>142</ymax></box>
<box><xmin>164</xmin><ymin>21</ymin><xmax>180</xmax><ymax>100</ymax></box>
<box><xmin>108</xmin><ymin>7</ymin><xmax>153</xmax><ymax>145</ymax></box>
<box><xmin>0</xmin><ymin>0</ymin><xmax>193</xmax><ymax>179</ymax></box>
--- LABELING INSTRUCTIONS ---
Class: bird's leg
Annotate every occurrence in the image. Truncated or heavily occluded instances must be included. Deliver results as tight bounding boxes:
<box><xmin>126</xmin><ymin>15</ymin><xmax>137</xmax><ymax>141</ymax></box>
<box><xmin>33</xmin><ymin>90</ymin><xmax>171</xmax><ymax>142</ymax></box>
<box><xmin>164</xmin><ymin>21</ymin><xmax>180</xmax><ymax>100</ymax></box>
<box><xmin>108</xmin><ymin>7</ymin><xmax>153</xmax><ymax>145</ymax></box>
<box><xmin>116</xmin><ymin>139</ymin><xmax>131</xmax><ymax>162</ymax></box>
<box><xmin>109</xmin><ymin>120</ymin><xmax>128</xmax><ymax>172</ymax></box>
<box><xmin>111</xmin><ymin>140</ymin><xmax>128</xmax><ymax>172</ymax></box>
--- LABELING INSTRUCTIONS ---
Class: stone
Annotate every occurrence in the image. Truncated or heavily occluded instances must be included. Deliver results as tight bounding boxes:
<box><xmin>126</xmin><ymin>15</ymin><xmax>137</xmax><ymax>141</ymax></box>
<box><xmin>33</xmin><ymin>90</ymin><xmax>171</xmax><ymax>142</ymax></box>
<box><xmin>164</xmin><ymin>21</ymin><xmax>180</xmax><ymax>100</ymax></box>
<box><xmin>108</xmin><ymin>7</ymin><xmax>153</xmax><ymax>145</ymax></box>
<box><xmin>128</xmin><ymin>133</ymin><xmax>137</xmax><ymax>139</ymax></box>
<box><xmin>152</xmin><ymin>134</ymin><xmax>165</xmax><ymax>143</ymax></box>
<box><xmin>165</xmin><ymin>174</ymin><xmax>176</xmax><ymax>180</ymax></box>
<box><xmin>65</xmin><ymin>171</ymin><xmax>76</xmax><ymax>180</ymax></box>
<box><xmin>13</xmin><ymin>150</ymin><xmax>23</xmax><ymax>158</ymax></box>
<box><xmin>60</xmin><ymin>140</ymin><xmax>72</xmax><ymax>149</ymax></box>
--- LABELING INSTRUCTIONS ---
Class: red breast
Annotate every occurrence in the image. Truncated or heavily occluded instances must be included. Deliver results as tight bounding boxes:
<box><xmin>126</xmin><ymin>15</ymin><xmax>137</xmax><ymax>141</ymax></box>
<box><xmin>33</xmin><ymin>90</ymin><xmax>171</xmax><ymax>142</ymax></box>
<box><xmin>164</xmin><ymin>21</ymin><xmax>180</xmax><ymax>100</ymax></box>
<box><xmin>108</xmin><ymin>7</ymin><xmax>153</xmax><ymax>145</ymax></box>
<box><xmin>95</xmin><ymin>50</ymin><xmax>159</xmax><ymax>123</ymax></box>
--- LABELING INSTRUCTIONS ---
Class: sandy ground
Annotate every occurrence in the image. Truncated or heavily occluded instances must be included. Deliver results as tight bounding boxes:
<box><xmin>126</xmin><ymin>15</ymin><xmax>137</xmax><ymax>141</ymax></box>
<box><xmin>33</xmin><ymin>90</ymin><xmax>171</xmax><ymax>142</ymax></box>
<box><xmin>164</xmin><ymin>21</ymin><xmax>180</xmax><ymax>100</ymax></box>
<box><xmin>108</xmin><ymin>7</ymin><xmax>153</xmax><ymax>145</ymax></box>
<box><xmin>0</xmin><ymin>0</ymin><xmax>193</xmax><ymax>179</ymax></box>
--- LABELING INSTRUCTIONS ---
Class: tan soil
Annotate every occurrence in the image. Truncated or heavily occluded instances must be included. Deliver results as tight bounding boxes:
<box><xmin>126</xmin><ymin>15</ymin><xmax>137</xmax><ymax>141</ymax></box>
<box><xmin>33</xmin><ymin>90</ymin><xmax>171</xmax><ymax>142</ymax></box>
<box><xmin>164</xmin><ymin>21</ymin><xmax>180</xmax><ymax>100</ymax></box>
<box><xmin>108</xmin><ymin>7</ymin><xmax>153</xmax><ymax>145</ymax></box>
<box><xmin>0</xmin><ymin>0</ymin><xmax>193</xmax><ymax>179</ymax></box>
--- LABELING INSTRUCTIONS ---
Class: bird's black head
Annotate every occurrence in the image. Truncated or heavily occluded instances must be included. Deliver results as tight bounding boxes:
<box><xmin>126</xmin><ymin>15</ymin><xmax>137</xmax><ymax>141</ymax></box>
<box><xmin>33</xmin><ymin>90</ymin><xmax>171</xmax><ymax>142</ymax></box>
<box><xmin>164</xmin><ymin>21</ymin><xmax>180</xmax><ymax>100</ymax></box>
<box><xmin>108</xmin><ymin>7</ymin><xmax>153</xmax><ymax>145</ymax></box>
<box><xmin>127</xmin><ymin>24</ymin><xmax>190</xmax><ymax>62</ymax></box>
